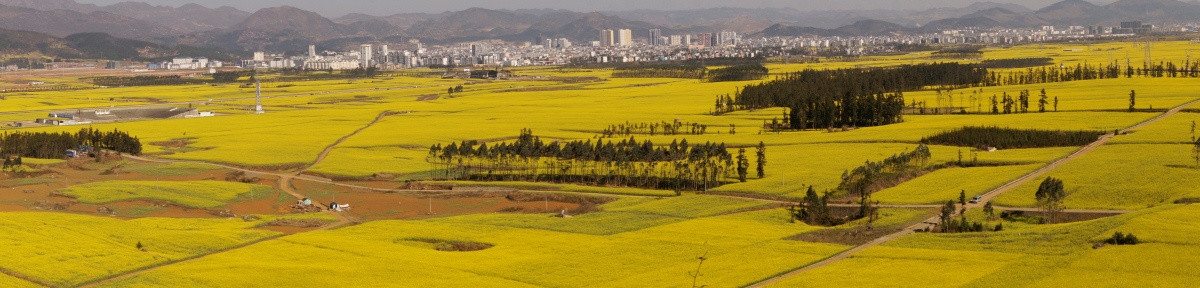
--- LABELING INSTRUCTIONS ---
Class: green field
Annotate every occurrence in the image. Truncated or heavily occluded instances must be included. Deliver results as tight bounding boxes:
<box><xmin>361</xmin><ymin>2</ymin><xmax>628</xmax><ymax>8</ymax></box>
<box><xmin>60</xmin><ymin>180</ymin><xmax>278</xmax><ymax>208</ymax></box>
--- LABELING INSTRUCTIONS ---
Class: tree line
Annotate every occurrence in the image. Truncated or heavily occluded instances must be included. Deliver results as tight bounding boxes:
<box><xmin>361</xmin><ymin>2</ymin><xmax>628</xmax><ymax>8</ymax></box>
<box><xmin>601</xmin><ymin>120</ymin><xmax>709</xmax><ymax>137</ymax></box>
<box><xmin>0</xmin><ymin>128</ymin><xmax>142</xmax><ymax>159</ymax></box>
<box><xmin>718</xmin><ymin>63</ymin><xmax>987</xmax><ymax>129</ymax></box>
<box><xmin>92</xmin><ymin>75</ymin><xmax>205</xmax><ymax>87</ymax></box>
<box><xmin>910</xmin><ymin>88</ymin><xmax>1061</xmax><ymax>115</ymax></box>
<box><xmin>427</xmin><ymin>129</ymin><xmax>766</xmax><ymax>192</ymax></box>
<box><xmin>921</xmin><ymin>126</ymin><xmax>1103</xmax><ymax>149</ymax></box>
<box><xmin>716</xmin><ymin>60</ymin><xmax>1200</xmax><ymax>121</ymax></box>
<box><xmin>707</xmin><ymin>64</ymin><xmax>768</xmax><ymax>82</ymax></box>
<box><xmin>611</xmin><ymin>63</ymin><xmax>707</xmax><ymax>79</ymax></box>
<box><xmin>978</xmin><ymin>58</ymin><xmax>1054</xmax><ymax>69</ymax></box>
<box><xmin>985</xmin><ymin>60</ymin><xmax>1200</xmax><ymax>86</ymax></box>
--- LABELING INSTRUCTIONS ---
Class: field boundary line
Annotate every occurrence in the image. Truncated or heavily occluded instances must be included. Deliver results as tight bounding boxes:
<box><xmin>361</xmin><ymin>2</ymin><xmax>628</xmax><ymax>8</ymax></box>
<box><xmin>76</xmin><ymin>233</ymin><xmax>286</xmax><ymax>288</ymax></box>
<box><xmin>0</xmin><ymin>267</ymin><xmax>50</xmax><ymax>287</ymax></box>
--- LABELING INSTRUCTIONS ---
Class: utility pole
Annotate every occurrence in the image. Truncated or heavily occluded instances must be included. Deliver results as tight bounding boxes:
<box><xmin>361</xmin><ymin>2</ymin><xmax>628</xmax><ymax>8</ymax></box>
<box><xmin>254</xmin><ymin>69</ymin><xmax>264</xmax><ymax>114</ymax></box>
<box><xmin>1145</xmin><ymin>41</ymin><xmax>1153</xmax><ymax>69</ymax></box>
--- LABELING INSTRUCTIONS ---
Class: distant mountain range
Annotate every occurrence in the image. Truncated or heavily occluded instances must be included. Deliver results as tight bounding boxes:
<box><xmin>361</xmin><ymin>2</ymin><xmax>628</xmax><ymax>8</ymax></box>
<box><xmin>0</xmin><ymin>27</ymin><xmax>232</xmax><ymax>61</ymax></box>
<box><xmin>0</xmin><ymin>0</ymin><xmax>1198</xmax><ymax>56</ymax></box>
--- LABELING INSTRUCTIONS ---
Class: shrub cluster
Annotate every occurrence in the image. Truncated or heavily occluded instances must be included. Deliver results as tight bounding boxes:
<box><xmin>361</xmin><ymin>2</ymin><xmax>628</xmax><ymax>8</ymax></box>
<box><xmin>1105</xmin><ymin>232</ymin><xmax>1140</xmax><ymax>245</ymax></box>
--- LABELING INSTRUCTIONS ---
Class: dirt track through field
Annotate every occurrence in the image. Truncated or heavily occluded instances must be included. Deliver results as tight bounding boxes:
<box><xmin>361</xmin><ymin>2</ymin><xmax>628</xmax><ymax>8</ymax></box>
<box><xmin>745</xmin><ymin>97</ymin><xmax>1200</xmax><ymax>288</ymax></box>
<box><xmin>78</xmin><ymin>111</ymin><xmax>394</xmax><ymax>288</ymax></box>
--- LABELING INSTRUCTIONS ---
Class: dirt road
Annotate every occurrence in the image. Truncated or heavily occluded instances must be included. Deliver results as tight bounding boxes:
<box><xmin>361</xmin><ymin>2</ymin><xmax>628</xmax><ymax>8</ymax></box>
<box><xmin>78</xmin><ymin>111</ymin><xmax>397</xmax><ymax>288</ymax></box>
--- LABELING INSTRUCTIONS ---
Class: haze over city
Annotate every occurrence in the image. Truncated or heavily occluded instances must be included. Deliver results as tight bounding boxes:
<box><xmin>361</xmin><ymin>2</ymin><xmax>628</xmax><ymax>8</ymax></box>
<box><xmin>71</xmin><ymin>0</ymin><xmax>1123</xmax><ymax>16</ymax></box>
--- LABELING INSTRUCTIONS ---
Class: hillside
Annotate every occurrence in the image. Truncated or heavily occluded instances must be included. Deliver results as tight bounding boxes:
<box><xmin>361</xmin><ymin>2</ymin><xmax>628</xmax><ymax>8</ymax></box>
<box><xmin>0</xmin><ymin>0</ymin><xmax>250</xmax><ymax>35</ymax></box>
<box><xmin>757</xmin><ymin>20</ymin><xmax>908</xmax><ymax>38</ymax></box>
<box><xmin>0</xmin><ymin>4</ymin><xmax>172</xmax><ymax>39</ymax></box>
<box><xmin>1035</xmin><ymin>0</ymin><xmax>1112</xmax><ymax>25</ymax></box>
<box><xmin>0</xmin><ymin>28</ymin><xmax>232</xmax><ymax>61</ymax></box>
<box><xmin>404</xmin><ymin>8</ymin><xmax>536</xmax><ymax>41</ymax></box>
<box><xmin>103</xmin><ymin>2</ymin><xmax>250</xmax><ymax>33</ymax></box>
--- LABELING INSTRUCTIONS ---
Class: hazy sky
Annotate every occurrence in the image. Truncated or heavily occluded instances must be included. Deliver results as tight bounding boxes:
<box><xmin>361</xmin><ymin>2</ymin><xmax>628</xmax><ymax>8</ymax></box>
<box><xmin>73</xmin><ymin>0</ymin><xmax>1109</xmax><ymax>17</ymax></box>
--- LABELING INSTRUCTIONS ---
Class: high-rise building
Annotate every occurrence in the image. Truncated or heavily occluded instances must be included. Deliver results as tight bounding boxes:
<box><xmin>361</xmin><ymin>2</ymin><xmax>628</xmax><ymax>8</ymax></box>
<box><xmin>697</xmin><ymin>33</ymin><xmax>712</xmax><ymax>47</ymax></box>
<box><xmin>649</xmin><ymin>29</ymin><xmax>662</xmax><ymax>46</ymax></box>
<box><xmin>669</xmin><ymin>35</ymin><xmax>683</xmax><ymax>46</ymax></box>
<box><xmin>360</xmin><ymin>44</ymin><xmax>373</xmax><ymax>68</ymax></box>
<box><xmin>600</xmin><ymin>29</ymin><xmax>615</xmax><ymax>47</ymax></box>
<box><xmin>308</xmin><ymin>45</ymin><xmax>316</xmax><ymax>58</ymax></box>
<box><xmin>718</xmin><ymin>31</ymin><xmax>739</xmax><ymax>46</ymax></box>
<box><xmin>618</xmin><ymin>29</ymin><xmax>633</xmax><ymax>47</ymax></box>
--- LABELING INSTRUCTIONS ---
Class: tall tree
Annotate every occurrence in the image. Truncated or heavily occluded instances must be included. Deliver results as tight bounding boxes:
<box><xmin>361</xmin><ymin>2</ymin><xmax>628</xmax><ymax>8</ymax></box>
<box><xmin>1035</xmin><ymin>177</ymin><xmax>1066</xmax><ymax>223</ymax></box>
<box><xmin>940</xmin><ymin>200</ymin><xmax>956</xmax><ymax>232</ymax></box>
<box><xmin>1129</xmin><ymin>90</ymin><xmax>1136</xmax><ymax>112</ymax></box>
<box><xmin>991</xmin><ymin>95</ymin><xmax>999</xmax><ymax>114</ymax></box>
<box><xmin>736</xmin><ymin>148</ymin><xmax>749</xmax><ymax>182</ymax></box>
<box><xmin>1038</xmin><ymin>89</ymin><xmax>1048</xmax><ymax>113</ymax></box>
<box><xmin>1193</xmin><ymin>138</ymin><xmax>1200</xmax><ymax>168</ymax></box>
<box><xmin>983</xmin><ymin>201</ymin><xmax>995</xmax><ymax>220</ymax></box>
<box><xmin>755</xmin><ymin>141</ymin><xmax>766</xmax><ymax>178</ymax></box>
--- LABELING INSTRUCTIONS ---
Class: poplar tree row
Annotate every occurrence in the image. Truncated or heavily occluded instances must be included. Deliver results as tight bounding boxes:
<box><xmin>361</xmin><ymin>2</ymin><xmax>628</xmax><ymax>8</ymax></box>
<box><xmin>985</xmin><ymin>60</ymin><xmax>1200</xmax><ymax>86</ymax></box>
<box><xmin>601</xmin><ymin>120</ymin><xmax>708</xmax><ymax>137</ymax></box>
<box><xmin>427</xmin><ymin>129</ymin><xmax>763</xmax><ymax>191</ymax></box>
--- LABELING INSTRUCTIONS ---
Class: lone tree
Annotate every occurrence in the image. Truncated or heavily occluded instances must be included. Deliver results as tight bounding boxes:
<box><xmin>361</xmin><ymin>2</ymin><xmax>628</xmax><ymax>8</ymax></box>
<box><xmin>1035</xmin><ymin>177</ymin><xmax>1067</xmax><ymax>223</ymax></box>
<box><xmin>983</xmin><ymin>201</ymin><xmax>995</xmax><ymax>220</ymax></box>
<box><xmin>959</xmin><ymin>190</ymin><xmax>967</xmax><ymax>206</ymax></box>
<box><xmin>688</xmin><ymin>249</ymin><xmax>710</xmax><ymax>288</ymax></box>
<box><xmin>1129</xmin><ymin>90</ymin><xmax>1136</xmax><ymax>112</ymax></box>
<box><xmin>755</xmin><ymin>141</ymin><xmax>766</xmax><ymax>178</ymax></box>
<box><xmin>1053</xmin><ymin>95</ymin><xmax>1059</xmax><ymax>111</ymax></box>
